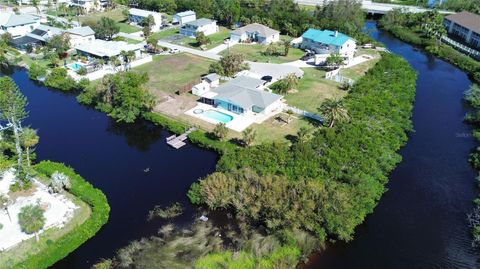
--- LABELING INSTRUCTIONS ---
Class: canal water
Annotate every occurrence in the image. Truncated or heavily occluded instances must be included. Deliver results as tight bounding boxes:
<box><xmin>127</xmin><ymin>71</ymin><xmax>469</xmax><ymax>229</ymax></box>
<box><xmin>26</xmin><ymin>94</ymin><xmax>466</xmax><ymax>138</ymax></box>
<box><xmin>303</xmin><ymin>21</ymin><xmax>480</xmax><ymax>269</ymax></box>
<box><xmin>4</xmin><ymin>20</ymin><xmax>480</xmax><ymax>268</ymax></box>
<box><xmin>6</xmin><ymin>70</ymin><xmax>218</xmax><ymax>268</ymax></box>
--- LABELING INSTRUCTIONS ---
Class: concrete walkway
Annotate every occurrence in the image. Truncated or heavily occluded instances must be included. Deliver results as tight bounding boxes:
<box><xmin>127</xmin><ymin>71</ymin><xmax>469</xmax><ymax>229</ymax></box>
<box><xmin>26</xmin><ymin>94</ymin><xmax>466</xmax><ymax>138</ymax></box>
<box><xmin>118</xmin><ymin>31</ymin><xmax>144</xmax><ymax>41</ymax></box>
<box><xmin>206</xmin><ymin>42</ymin><xmax>236</xmax><ymax>54</ymax></box>
<box><xmin>157</xmin><ymin>40</ymin><xmax>221</xmax><ymax>60</ymax></box>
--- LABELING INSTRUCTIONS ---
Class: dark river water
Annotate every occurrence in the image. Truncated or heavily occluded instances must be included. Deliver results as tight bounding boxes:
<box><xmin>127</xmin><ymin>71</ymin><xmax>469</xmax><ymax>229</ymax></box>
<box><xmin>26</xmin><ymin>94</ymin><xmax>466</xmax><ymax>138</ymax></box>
<box><xmin>304</xmin><ymin>21</ymin><xmax>480</xmax><ymax>269</ymax></box>
<box><xmin>4</xmin><ymin>21</ymin><xmax>480</xmax><ymax>268</ymax></box>
<box><xmin>6</xmin><ymin>71</ymin><xmax>218</xmax><ymax>267</ymax></box>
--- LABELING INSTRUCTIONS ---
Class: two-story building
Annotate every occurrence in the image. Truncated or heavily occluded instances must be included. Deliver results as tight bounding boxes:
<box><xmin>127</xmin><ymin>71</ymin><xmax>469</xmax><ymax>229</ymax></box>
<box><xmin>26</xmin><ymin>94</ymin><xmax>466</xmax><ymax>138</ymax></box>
<box><xmin>0</xmin><ymin>12</ymin><xmax>40</xmax><ymax>38</ymax></box>
<box><xmin>444</xmin><ymin>11</ymin><xmax>480</xmax><ymax>49</ymax></box>
<box><xmin>180</xmin><ymin>18</ymin><xmax>218</xmax><ymax>38</ymax></box>
<box><xmin>300</xmin><ymin>28</ymin><xmax>356</xmax><ymax>59</ymax></box>
<box><xmin>128</xmin><ymin>8</ymin><xmax>163</xmax><ymax>32</ymax></box>
<box><xmin>230</xmin><ymin>23</ymin><xmax>280</xmax><ymax>45</ymax></box>
<box><xmin>172</xmin><ymin>10</ymin><xmax>196</xmax><ymax>26</ymax></box>
<box><xmin>69</xmin><ymin>0</ymin><xmax>107</xmax><ymax>13</ymax></box>
<box><xmin>66</xmin><ymin>26</ymin><xmax>95</xmax><ymax>47</ymax></box>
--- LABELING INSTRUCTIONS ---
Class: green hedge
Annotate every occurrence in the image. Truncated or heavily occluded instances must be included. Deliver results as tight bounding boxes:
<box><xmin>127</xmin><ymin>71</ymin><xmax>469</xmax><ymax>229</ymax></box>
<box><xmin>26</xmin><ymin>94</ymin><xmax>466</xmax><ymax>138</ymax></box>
<box><xmin>143</xmin><ymin>112</ymin><xmax>236</xmax><ymax>154</ymax></box>
<box><xmin>13</xmin><ymin>161</ymin><xmax>110</xmax><ymax>269</ymax></box>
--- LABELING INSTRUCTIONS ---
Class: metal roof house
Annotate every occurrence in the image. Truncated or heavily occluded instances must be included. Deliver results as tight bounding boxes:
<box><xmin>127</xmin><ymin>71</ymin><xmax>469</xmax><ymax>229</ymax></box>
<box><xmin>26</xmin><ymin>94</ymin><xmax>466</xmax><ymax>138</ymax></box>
<box><xmin>230</xmin><ymin>23</ymin><xmax>280</xmax><ymax>44</ymax></box>
<box><xmin>211</xmin><ymin>76</ymin><xmax>283</xmax><ymax>115</ymax></box>
<box><xmin>444</xmin><ymin>11</ymin><xmax>480</xmax><ymax>49</ymax></box>
<box><xmin>128</xmin><ymin>8</ymin><xmax>163</xmax><ymax>32</ymax></box>
<box><xmin>11</xmin><ymin>24</ymin><xmax>64</xmax><ymax>50</ymax></box>
<box><xmin>300</xmin><ymin>28</ymin><xmax>356</xmax><ymax>59</ymax></box>
<box><xmin>173</xmin><ymin>10</ymin><xmax>196</xmax><ymax>26</ymax></box>
<box><xmin>180</xmin><ymin>18</ymin><xmax>218</xmax><ymax>37</ymax></box>
<box><xmin>0</xmin><ymin>12</ymin><xmax>40</xmax><ymax>38</ymax></box>
<box><xmin>75</xmin><ymin>39</ymin><xmax>143</xmax><ymax>59</ymax></box>
<box><xmin>66</xmin><ymin>26</ymin><xmax>96</xmax><ymax>47</ymax></box>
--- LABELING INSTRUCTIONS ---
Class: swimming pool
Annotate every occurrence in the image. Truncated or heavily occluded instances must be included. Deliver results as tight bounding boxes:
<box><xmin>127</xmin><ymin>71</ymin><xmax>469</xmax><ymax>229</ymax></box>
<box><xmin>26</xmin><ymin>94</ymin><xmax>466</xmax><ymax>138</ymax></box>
<box><xmin>66</xmin><ymin>62</ymin><xmax>84</xmax><ymax>71</ymax></box>
<box><xmin>203</xmin><ymin>110</ymin><xmax>233</xmax><ymax>123</ymax></box>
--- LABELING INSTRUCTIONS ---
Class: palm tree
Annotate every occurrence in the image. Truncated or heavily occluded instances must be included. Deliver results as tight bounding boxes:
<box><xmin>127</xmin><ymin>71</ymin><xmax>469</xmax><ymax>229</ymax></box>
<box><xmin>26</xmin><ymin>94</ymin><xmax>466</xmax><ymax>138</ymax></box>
<box><xmin>120</xmin><ymin>50</ymin><xmax>136</xmax><ymax>70</ymax></box>
<box><xmin>109</xmin><ymin>56</ymin><xmax>121</xmax><ymax>71</ymax></box>
<box><xmin>21</xmin><ymin>128</ymin><xmax>39</xmax><ymax>167</ymax></box>
<box><xmin>0</xmin><ymin>195</ymin><xmax>12</xmax><ymax>222</ymax></box>
<box><xmin>146</xmin><ymin>36</ymin><xmax>159</xmax><ymax>53</ymax></box>
<box><xmin>318</xmin><ymin>98</ymin><xmax>350</xmax><ymax>128</ymax></box>
<box><xmin>31</xmin><ymin>0</ymin><xmax>40</xmax><ymax>14</ymax></box>
<box><xmin>242</xmin><ymin>127</ymin><xmax>256</xmax><ymax>147</ymax></box>
<box><xmin>213</xmin><ymin>123</ymin><xmax>228</xmax><ymax>141</ymax></box>
<box><xmin>296</xmin><ymin>126</ymin><xmax>311</xmax><ymax>143</ymax></box>
<box><xmin>18</xmin><ymin>204</ymin><xmax>45</xmax><ymax>242</ymax></box>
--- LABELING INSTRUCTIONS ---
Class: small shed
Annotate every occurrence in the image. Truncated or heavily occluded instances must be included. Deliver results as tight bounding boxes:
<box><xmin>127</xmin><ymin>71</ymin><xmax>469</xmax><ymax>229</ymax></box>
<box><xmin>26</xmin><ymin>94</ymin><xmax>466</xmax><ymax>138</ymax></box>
<box><xmin>202</xmin><ymin>73</ymin><xmax>220</xmax><ymax>88</ymax></box>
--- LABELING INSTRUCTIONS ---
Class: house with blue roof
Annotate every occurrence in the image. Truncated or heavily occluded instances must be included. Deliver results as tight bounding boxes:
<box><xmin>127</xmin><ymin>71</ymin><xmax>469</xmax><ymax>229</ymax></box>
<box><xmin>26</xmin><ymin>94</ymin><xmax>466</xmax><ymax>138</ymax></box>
<box><xmin>300</xmin><ymin>28</ymin><xmax>356</xmax><ymax>59</ymax></box>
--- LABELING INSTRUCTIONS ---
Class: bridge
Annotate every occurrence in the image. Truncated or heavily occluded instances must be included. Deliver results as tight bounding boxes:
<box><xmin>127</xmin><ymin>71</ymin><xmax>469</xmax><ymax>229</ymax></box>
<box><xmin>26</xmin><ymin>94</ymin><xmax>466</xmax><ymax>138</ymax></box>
<box><xmin>295</xmin><ymin>0</ymin><xmax>454</xmax><ymax>15</ymax></box>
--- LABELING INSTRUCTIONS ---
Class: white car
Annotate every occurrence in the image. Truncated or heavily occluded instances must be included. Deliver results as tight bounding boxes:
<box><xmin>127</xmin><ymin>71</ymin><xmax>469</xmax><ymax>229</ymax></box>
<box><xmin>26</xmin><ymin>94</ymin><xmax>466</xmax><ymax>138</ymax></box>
<box><xmin>170</xmin><ymin>48</ymin><xmax>181</xmax><ymax>54</ymax></box>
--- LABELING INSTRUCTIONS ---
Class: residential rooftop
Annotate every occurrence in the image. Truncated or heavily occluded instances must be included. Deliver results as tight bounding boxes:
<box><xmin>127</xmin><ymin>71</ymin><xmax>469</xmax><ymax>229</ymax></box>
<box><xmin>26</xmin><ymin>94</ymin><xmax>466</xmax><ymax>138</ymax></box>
<box><xmin>445</xmin><ymin>11</ymin><xmax>480</xmax><ymax>34</ymax></box>
<box><xmin>129</xmin><ymin>8</ymin><xmax>161</xmax><ymax>18</ymax></box>
<box><xmin>302</xmin><ymin>29</ymin><xmax>353</xmax><ymax>47</ymax></box>
<box><xmin>175</xmin><ymin>10</ymin><xmax>196</xmax><ymax>17</ymax></box>
<box><xmin>0</xmin><ymin>12</ymin><xmax>38</xmax><ymax>27</ymax></box>
<box><xmin>213</xmin><ymin>76</ymin><xmax>282</xmax><ymax>110</ymax></box>
<box><xmin>66</xmin><ymin>26</ymin><xmax>95</xmax><ymax>37</ymax></box>
<box><xmin>186</xmin><ymin>18</ymin><xmax>215</xmax><ymax>27</ymax></box>
<box><xmin>75</xmin><ymin>39</ymin><xmax>143</xmax><ymax>57</ymax></box>
<box><xmin>232</xmin><ymin>23</ymin><xmax>280</xmax><ymax>37</ymax></box>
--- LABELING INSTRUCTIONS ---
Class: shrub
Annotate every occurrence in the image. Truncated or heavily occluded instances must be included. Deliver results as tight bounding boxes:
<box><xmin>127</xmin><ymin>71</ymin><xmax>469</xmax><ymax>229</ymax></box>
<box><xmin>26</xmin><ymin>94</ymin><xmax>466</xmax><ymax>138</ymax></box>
<box><xmin>28</xmin><ymin>63</ymin><xmax>47</xmax><ymax>81</ymax></box>
<box><xmin>77</xmin><ymin>66</ymin><xmax>87</xmax><ymax>76</ymax></box>
<box><xmin>13</xmin><ymin>161</ymin><xmax>109</xmax><ymax>269</ymax></box>
<box><xmin>44</xmin><ymin>68</ymin><xmax>77</xmax><ymax>91</ymax></box>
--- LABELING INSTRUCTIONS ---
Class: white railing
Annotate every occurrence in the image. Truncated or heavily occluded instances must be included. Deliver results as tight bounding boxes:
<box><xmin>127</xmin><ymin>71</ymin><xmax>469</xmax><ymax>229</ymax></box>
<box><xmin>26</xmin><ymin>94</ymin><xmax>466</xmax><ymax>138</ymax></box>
<box><xmin>441</xmin><ymin>36</ymin><xmax>480</xmax><ymax>59</ymax></box>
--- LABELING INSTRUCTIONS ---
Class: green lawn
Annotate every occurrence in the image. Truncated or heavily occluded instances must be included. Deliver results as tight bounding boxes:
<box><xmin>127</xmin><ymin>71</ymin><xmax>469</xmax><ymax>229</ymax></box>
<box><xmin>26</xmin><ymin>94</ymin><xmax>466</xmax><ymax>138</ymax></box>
<box><xmin>151</xmin><ymin>28</ymin><xmax>179</xmax><ymax>40</ymax></box>
<box><xmin>118</xmin><ymin>22</ymin><xmax>141</xmax><ymax>34</ymax></box>
<box><xmin>173</xmin><ymin>27</ymin><xmax>230</xmax><ymax>50</ymax></box>
<box><xmin>133</xmin><ymin>53</ymin><xmax>213</xmax><ymax>94</ymax></box>
<box><xmin>79</xmin><ymin>8</ymin><xmax>127</xmax><ymax>24</ymax></box>
<box><xmin>284</xmin><ymin>68</ymin><xmax>346</xmax><ymax>113</ymax></box>
<box><xmin>221</xmin><ymin>44</ymin><xmax>305</xmax><ymax>64</ymax></box>
<box><xmin>339</xmin><ymin>58</ymin><xmax>380</xmax><ymax>81</ymax></box>
<box><xmin>248</xmin><ymin>116</ymin><xmax>314</xmax><ymax>144</ymax></box>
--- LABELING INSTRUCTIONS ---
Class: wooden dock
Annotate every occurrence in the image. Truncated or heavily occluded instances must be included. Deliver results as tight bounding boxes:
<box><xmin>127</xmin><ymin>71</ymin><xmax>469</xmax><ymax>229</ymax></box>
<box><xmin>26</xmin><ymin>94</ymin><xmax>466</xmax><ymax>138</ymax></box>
<box><xmin>166</xmin><ymin>128</ymin><xmax>196</xmax><ymax>149</ymax></box>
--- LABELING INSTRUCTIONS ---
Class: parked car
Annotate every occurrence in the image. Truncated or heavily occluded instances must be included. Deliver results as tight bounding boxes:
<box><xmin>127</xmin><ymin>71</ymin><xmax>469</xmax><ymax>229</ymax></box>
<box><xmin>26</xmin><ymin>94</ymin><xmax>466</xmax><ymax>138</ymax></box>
<box><xmin>170</xmin><ymin>48</ymin><xmax>181</xmax><ymax>54</ymax></box>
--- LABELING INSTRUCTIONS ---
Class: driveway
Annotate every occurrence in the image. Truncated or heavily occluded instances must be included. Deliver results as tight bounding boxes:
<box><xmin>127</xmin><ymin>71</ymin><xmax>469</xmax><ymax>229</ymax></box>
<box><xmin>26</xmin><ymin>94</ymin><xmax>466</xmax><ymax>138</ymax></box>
<box><xmin>118</xmin><ymin>31</ymin><xmax>144</xmax><ymax>41</ymax></box>
<box><xmin>157</xmin><ymin>40</ymin><xmax>221</xmax><ymax>60</ymax></box>
<box><xmin>248</xmin><ymin>62</ymin><xmax>304</xmax><ymax>80</ymax></box>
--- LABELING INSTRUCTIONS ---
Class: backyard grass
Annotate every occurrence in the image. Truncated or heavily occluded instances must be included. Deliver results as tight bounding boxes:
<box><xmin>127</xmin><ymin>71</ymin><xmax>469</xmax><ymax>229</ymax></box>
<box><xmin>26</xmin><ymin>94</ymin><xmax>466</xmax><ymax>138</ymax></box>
<box><xmin>118</xmin><ymin>22</ymin><xmax>141</xmax><ymax>34</ymax></box>
<box><xmin>173</xmin><ymin>27</ymin><xmax>230</xmax><ymax>50</ymax></box>
<box><xmin>0</xmin><ymin>191</ymin><xmax>91</xmax><ymax>268</ymax></box>
<box><xmin>246</xmin><ymin>116</ymin><xmax>315</xmax><ymax>145</ymax></box>
<box><xmin>284</xmin><ymin>68</ymin><xmax>346</xmax><ymax>113</ymax></box>
<box><xmin>133</xmin><ymin>53</ymin><xmax>213</xmax><ymax>95</ymax></box>
<box><xmin>221</xmin><ymin>44</ymin><xmax>305</xmax><ymax>64</ymax></box>
<box><xmin>150</xmin><ymin>28</ymin><xmax>179</xmax><ymax>40</ymax></box>
<box><xmin>339</xmin><ymin>58</ymin><xmax>380</xmax><ymax>81</ymax></box>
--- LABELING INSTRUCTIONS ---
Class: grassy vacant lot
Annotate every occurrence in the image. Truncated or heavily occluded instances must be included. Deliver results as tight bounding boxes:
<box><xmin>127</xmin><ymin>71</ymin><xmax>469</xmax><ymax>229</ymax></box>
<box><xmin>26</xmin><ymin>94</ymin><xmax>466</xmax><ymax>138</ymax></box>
<box><xmin>79</xmin><ymin>8</ymin><xmax>127</xmax><ymax>24</ymax></box>
<box><xmin>248</xmin><ymin>116</ymin><xmax>314</xmax><ymax>144</ymax></box>
<box><xmin>118</xmin><ymin>22</ymin><xmax>141</xmax><ymax>34</ymax></box>
<box><xmin>133</xmin><ymin>53</ymin><xmax>213</xmax><ymax>94</ymax></box>
<box><xmin>151</xmin><ymin>28</ymin><xmax>179</xmax><ymax>40</ymax></box>
<box><xmin>0</xmin><ymin>191</ymin><xmax>91</xmax><ymax>268</ymax></box>
<box><xmin>221</xmin><ymin>44</ymin><xmax>305</xmax><ymax>64</ymax></box>
<box><xmin>340</xmin><ymin>58</ymin><xmax>380</xmax><ymax>81</ymax></box>
<box><xmin>285</xmin><ymin>68</ymin><xmax>346</xmax><ymax>113</ymax></box>
<box><xmin>173</xmin><ymin>27</ymin><xmax>230</xmax><ymax>50</ymax></box>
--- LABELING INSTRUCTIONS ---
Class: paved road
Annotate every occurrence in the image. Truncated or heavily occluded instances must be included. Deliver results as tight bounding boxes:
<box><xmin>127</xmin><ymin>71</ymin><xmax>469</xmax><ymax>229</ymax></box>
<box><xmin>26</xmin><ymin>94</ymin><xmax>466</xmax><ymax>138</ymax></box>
<box><xmin>118</xmin><ymin>31</ymin><xmax>144</xmax><ymax>41</ymax></box>
<box><xmin>157</xmin><ymin>40</ymin><xmax>221</xmax><ymax>60</ymax></box>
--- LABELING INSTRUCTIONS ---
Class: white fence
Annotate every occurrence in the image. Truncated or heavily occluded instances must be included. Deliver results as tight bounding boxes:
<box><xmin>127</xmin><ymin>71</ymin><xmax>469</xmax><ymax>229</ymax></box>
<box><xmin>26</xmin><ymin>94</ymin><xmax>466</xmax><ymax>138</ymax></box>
<box><xmin>285</xmin><ymin>106</ymin><xmax>323</xmax><ymax>122</ymax></box>
<box><xmin>441</xmin><ymin>36</ymin><xmax>480</xmax><ymax>59</ymax></box>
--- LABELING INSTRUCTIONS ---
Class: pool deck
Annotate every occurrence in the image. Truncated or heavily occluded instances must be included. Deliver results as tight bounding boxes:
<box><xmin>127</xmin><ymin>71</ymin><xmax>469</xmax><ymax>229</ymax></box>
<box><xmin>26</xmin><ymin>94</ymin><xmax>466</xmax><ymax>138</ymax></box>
<box><xmin>185</xmin><ymin>103</ymin><xmax>254</xmax><ymax>132</ymax></box>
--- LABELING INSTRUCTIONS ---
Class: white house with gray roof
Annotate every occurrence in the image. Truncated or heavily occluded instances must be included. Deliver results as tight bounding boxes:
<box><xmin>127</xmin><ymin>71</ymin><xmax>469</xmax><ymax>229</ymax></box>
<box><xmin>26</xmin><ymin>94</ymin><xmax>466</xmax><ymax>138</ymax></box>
<box><xmin>66</xmin><ymin>26</ymin><xmax>95</xmax><ymax>47</ymax></box>
<box><xmin>180</xmin><ymin>18</ymin><xmax>218</xmax><ymax>37</ymax></box>
<box><xmin>230</xmin><ymin>23</ymin><xmax>280</xmax><ymax>45</ymax></box>
<box><xmin>172</xmin><ymin>10</ymin><xmax>196</xmax><ymax>26</ymax></box>
<box><xmin>75</xmin><ymin>39</ymin><xmax>143</xmax><ymax>60</ymax></box>
<box><xmin>209</xmin><ymin>76</ymin><xmax>283</xmax><ymax>116</ymax></box>
<box><xmin>129</xmin><ymin>8</ymin><xmax>163</xmax><ymax>32</ymax></box>
<box><xmin>0</xmin><ymin>12</ymin><xmax>40</xmax><ymax>38</ymax></box>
